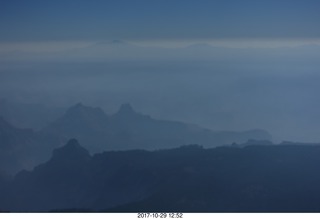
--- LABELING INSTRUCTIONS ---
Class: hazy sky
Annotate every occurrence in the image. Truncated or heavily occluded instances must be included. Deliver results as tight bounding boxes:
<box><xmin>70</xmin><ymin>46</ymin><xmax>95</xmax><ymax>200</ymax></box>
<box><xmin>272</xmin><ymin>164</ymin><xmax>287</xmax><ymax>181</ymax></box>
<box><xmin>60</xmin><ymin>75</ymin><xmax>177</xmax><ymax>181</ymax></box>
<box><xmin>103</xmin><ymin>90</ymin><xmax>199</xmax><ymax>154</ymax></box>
<box><xmin>1</xmin><ymin>0</ymin><xmax>320</xmax><ymax>143</ymax></box>
<box><xmin>1</xmin><ymin>0</ymin><xmax>320</xmax><ymax>42</ymax></box>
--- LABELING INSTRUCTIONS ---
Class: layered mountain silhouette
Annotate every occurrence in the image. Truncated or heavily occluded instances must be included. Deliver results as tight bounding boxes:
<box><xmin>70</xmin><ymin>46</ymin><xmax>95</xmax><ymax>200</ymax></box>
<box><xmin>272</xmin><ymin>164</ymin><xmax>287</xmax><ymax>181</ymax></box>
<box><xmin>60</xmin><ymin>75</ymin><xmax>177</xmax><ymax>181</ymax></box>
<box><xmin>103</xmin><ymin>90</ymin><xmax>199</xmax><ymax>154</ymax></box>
<box><xmin>3</xmin><ymin>139</ymin><xmax>320</xmax><ymax>212</ymax></box>
<box><xmin>0</xmin><ymin>101</ymin><xmax>272</xmax><ymax>175</ymax></box>
<box><xmin>41</xmin><ymin>103</ymin><xmax>110</xmax><ymax>152</ymax></box>
<box><xmin>0</xmin><ymin>117</ymin><xmax>43</xmax><ymax>175</ymax></box>
<box><xmin>0</xmin><ymin>99</ymin><xmax>64</xmax><ymax>131</ymax></box>
<box><xmin>2</xmin><ymin>139</ymin><xmax>157</xmax><ymax>212</ymax></box>
<box><xmin>0</xmin><ymin>116</ymin><xmax>62</xmax><ymax>175</ymax></box>
<box><xmin>42</xmin><ymin>103</ymin><xmax>272</xmax><ymax>153</ymax></box>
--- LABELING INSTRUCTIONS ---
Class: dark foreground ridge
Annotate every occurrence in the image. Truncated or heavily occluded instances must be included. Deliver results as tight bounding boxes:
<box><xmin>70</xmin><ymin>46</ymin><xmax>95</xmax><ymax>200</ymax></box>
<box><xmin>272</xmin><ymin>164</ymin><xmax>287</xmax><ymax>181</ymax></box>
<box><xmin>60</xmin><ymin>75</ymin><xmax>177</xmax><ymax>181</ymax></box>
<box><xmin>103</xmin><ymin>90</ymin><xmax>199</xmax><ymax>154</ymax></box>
<box><xmin>1</xmin><ymin>140</ymin><xmax>320</xmax><ymax>212</ymax></box>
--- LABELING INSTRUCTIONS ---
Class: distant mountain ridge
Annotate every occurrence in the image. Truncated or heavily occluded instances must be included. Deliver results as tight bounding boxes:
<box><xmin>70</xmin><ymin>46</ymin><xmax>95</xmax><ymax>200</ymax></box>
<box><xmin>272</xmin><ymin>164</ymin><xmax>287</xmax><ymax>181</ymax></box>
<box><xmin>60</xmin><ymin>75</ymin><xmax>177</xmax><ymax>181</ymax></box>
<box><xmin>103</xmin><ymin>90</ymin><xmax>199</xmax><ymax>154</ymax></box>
<box><xmin>0</xmin><ymin>101</ymin><xmax>272</xmax><ymax>175</ymax></box>
<box><xmin>0</xmin><ymin>99</ymin><xmax>64</xmax><ymax>131</ymax></box>
<box><xmin>42</xmin><ymin>103</ymin><xmax>272</xmax><ymax>153</ymax></box>
<box><xmin>0</xmin><ymin>116</ymin><xmax>59</xmax><ymax>175</ymax></box>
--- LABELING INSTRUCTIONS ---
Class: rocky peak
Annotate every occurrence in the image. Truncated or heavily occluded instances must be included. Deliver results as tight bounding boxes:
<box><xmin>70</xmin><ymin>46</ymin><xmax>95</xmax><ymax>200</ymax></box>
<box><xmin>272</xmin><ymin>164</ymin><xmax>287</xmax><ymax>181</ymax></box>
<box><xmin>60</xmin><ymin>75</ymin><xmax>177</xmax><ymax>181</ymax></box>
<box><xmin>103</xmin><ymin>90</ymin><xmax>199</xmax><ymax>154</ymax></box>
<box><xmin>66</xmin><ymin>103</ymin><xmax>88</xmax><ymax>115</ymax></box>
<box><xmin>117</xmin><ymin>103</ymin><xmax>136</xmax><ymax>115</ymax></box>
<box><xmin>51</xmin><ymin>139</ymin><xmax>91</xmax><ymax>163</ymax></box>
<box><xmin>63</xmin><ymin>103</ymin><xmax>108</xmax><ymax>121</ymax></box>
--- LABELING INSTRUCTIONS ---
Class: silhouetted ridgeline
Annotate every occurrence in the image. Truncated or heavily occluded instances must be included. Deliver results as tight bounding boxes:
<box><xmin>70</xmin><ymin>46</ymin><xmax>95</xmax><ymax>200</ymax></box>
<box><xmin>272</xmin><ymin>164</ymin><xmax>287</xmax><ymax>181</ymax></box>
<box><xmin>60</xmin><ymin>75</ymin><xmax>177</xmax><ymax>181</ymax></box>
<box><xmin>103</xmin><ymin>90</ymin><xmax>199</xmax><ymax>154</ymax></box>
<box><xmin>0</xmin><ymin>102</ymin><xmax>271</xmax><ymax>175</ymax></box>
<box><xmin>41</xmin><ymin>102</ymin><xmax>272</xmax><ymax>152</ymax></box>
<box><xmin>0</xmin><ymin>116</ymin><xmax>61</xmax><ymax>175</ymax></box>
<box><xmin>0</xmin><ymin>99</ymin><xmax>64</xmax><ymax>131</ymax></box>
<box><xmin>1</xmin><ymin>139</ymin><xmax>320</xmax><ymax>212</ymax></box>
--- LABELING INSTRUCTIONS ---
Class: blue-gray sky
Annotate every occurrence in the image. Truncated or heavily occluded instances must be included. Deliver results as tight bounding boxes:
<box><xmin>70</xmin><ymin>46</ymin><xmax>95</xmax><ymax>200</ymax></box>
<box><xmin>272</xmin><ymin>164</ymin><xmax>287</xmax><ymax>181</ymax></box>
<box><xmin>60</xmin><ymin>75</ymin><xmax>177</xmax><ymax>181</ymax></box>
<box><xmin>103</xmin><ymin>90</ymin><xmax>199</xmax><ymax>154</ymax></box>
<box><xmin>1</xmin><ymin>0</ymin><xmax>320</xmax><ymax>42</ymax></box>
<box><xmin>1</xmin><ymin>0</ymin><xmax>320</xmax><ymax>143</ymax></box>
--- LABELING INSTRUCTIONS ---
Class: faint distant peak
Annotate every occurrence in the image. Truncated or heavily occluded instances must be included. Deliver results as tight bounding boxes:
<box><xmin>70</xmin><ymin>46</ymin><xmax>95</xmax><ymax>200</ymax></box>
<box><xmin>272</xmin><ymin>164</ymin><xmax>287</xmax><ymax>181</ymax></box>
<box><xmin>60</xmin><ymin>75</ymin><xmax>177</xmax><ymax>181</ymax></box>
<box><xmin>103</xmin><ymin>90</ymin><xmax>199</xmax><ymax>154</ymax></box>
<box><xmin>95</xmin><ymin>40</ymin><xmax>129</xmax><ymax>46</ymax></box>
<box><xmin>111</xmin><ymin>40</ymin><xmax>127</xmax><ymax>44</ymax></box>
<box><xmin>0</xmin><ymin>116</ymin><xmax>34</xmax><ymax>135</ymax></box>
<box><xmin>69</xmin><ymin>102</ymin><xmax>84</xmax><ymax>109</ymax></box>
<box><xmin>73</xmin><ymin>102</ymin><xmax>84</xmax><ymax>108</ymax></box>
<box><xmin>242</xmin><ymin>129</ymin><xmax>273</xmax><ymax>141</ymax></box>
<box><xmin>117</xmin><ymin>103</ymin><xmax>136</xmax><ymax>115</ymax></box>
<box><xmin>65</xmin><ymin>102</ymin><xmax>86</xmax><ymax>114</ymax></box>
<box><xmin>51</xmin><ymin>139</ymin><xmax>90</xmax><ymax>162</ymax></box>
<box><xmin>65</xmin><ymin>138</ymin><xmax>81</xmax><ymax>148</ymax></box>
<box><xmin>0</xmin><ymin>116</ymin><xmax>10</xmax><ymax>128</ymax></box>
<box><xmin>0</xmin><ymin>116</ymin><xmax>18</xmax><ymax>131</ymax></box>
<box><xmin>112</xmin><ymin>103</ymin><xmax>151</xmax><ymax>122</ymax></box>
<box><xmin>0</xmin><ymin>98</ymin><xmax>7</xmax><ymax>104</ymax></box>
<box><xmin>0</xmin><ymin>115</ymin><xmax>6</xmax><ymax>123</ymax></box>
<box><xmin>65</xmin><ymin>102</ymin><xmax>106</xmax><ymax>117</ymax></box>
<box><xmin>297</xmin><ymin>43</ymin><xmax>320</xmax><ymax>50</ymax></box>
<box><xmin>185</xmin><ymin>43</ymin><xmax>214</xmax><ymax>49</ymax></box>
